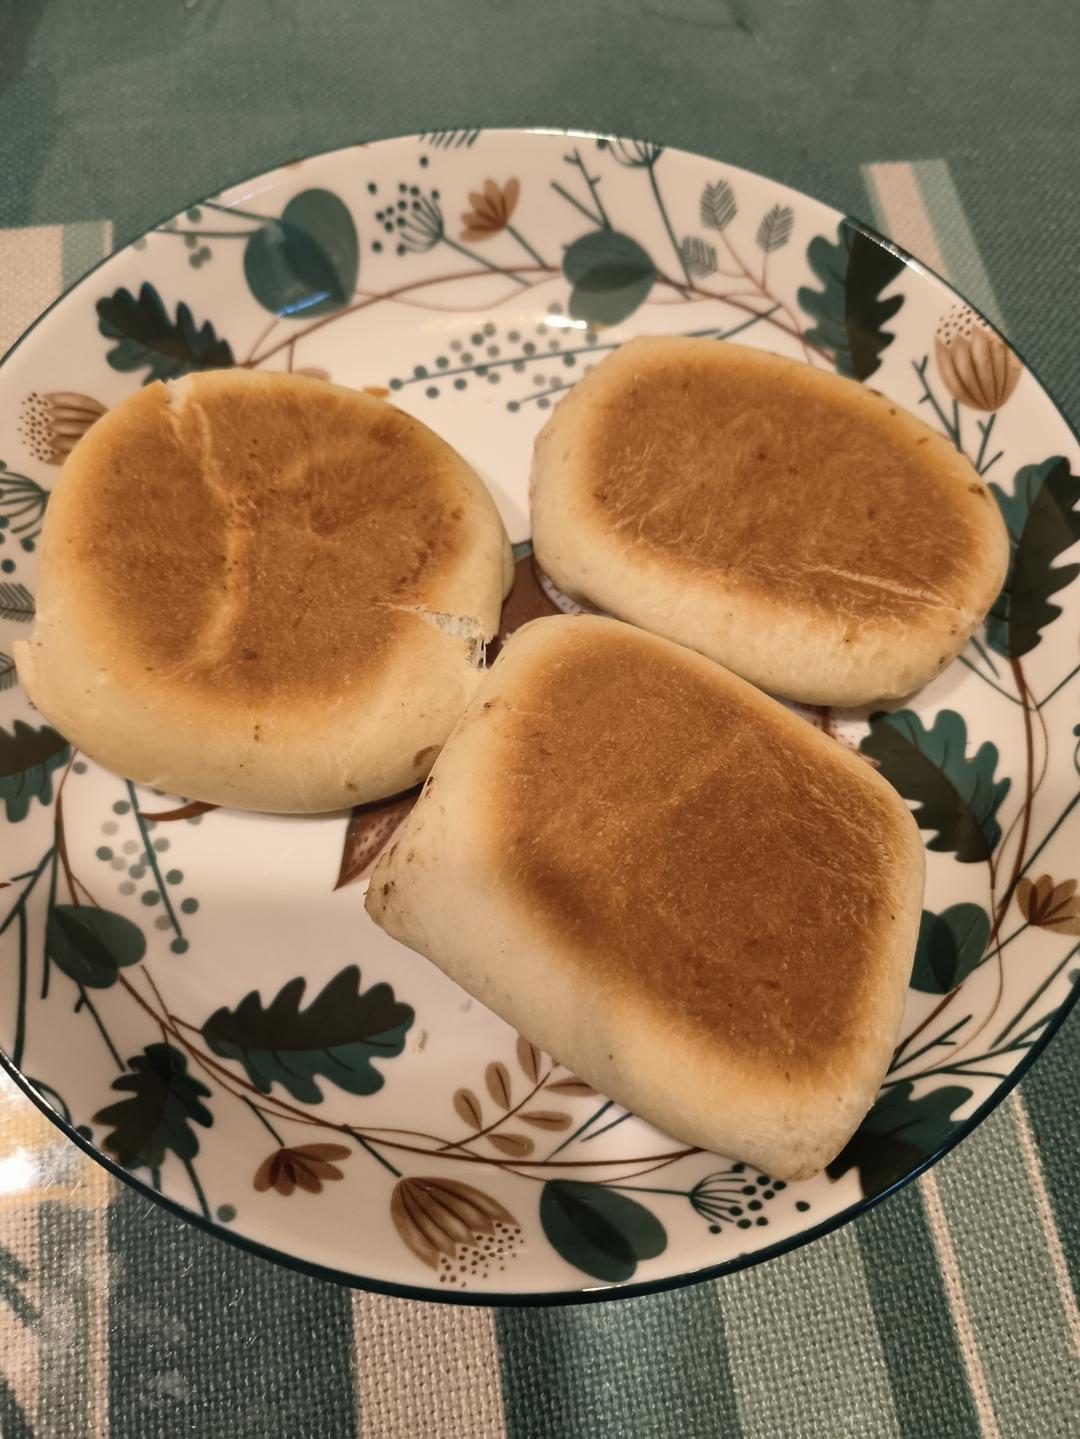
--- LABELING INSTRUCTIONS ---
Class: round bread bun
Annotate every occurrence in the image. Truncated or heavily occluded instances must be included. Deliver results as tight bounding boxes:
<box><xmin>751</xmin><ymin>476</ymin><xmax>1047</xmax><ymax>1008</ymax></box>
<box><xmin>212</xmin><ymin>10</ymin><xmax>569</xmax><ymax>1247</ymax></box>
<box><xmin>530</xmin><ymin>336</ymin><xmax>1010</xmax><ymax>705</ymax></box>
<box><xmin>15</xmin><ymin>370</ymin><xmax>513</xmax><ymax>812</ymax></box>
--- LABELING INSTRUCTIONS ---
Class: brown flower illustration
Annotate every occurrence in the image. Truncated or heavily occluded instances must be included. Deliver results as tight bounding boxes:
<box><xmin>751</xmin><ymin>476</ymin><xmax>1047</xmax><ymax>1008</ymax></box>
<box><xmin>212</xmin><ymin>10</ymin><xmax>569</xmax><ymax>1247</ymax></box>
<box><xmin>253</xmin><ymin>1143</ymin><xmax>351</xmax><ymax>1195</ymax></box>
<box><xmin>19</xmin><ymin>392</ymin><xmax>106</xmax><ymax>465</ymax></box>
<box><xmin>934</xmin><ymin>306</ymin><xmax>1021</xmax><ymax>412</ymax></box>
<box><xmin>391</xmin><ymin>1176</ymin><xmax>523</xmax><ymax>1284</ymax></box>
<box><xmin>460</xmin><ymin>179</ymin><xmax>520</xmax><ymax>241</ymax></box>
<box><xmin>1016</xmin><ymin>876</ymin><xmax>1080</xmax><ymax>935</ymax></box>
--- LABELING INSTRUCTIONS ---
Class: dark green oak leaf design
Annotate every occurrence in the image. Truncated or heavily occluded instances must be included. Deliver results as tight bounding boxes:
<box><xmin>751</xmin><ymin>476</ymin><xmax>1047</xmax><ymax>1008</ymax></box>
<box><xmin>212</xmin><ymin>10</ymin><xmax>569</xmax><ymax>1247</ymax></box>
<box><xmin>539</xmin><ymin>1180</ymin><xmax>667</xmax><ymax>1282</ymax></box>
<box><xmin>94</xmin><ymin>1043</ymin><xmax>212</xmax><ymax>1170</ymax></box>
<box><xmin>860</xmin><ymin>709</ymin><xmax>1009</xmax><ymax>862</ymax></box>
<box><xmin>986</xmin><ymin>456</ymin><xmax>1080</xmax><ymax>659</ymax></box>
<box><xmin>202</xmin><ymin>964</ymin><xmax>414</xmax><ymax>1102</ymax></box>
<box><xmin>827</xmin><ymin>1081</ymin><xmax>972</xmax><ymax>1195</ymax></box>
<box><xmin>797</xmin><ymin>220</ymin><xmax>906</xmax><ymax>381</ymax></box>
<box><xmin>911</xmin><ymin>903</ymin><xmax>991</xmax><ymax>994</ymax></box>
<box><xmin>97</xmin><ymin>282</ymin><xmax>234</xmax><ymax>384</ymax></box>
<box><xmin>563</xmin><ymin>230</ymin><xmax>656</xmax><ymax>328</ymax></box>
<box><xmin>244</xmin><ymin>189</ymin><xmax>359</xmax><ymax>318</ymax></box>
<box><xmin>0</xmin><ymin>720</ymin><xmax>70</xmax><ymax>823</ymax></box>
<box><xmin>46</xmin><ymin>905</ymin><xmax>146</xmax><ymax>989</ymax></box>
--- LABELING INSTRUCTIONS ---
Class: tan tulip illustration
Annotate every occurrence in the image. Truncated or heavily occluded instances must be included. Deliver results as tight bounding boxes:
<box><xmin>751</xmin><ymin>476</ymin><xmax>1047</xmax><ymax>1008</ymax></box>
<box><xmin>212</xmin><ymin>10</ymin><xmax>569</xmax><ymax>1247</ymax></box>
<box><xmin>19</xmin><ymin>391</ymin><xmax>106</xmax><ymax>465</ymax></box>
<box><xmin>934</xmin><ymin>306</ymin><xmax>1021</xmax><ymax>412</ymax></box>
<box><xmin>1016</xmin><ymin>875</ymin><xmax>1080</xmax><ymax>935</ymax></box>
<box><xmin>460</xmin><ymin>179</ymin><xmax>520</xmax><ymax>241</ymax></box>
<box><xmin>253</xmin><ymin>1143</ymin><xmax>351</xmax><ymax>1196</ymax></box>
<box><xmin>391</xmin><ymin>1176</ymin><xmax>523</xmax><ymax>1282</ymax></box>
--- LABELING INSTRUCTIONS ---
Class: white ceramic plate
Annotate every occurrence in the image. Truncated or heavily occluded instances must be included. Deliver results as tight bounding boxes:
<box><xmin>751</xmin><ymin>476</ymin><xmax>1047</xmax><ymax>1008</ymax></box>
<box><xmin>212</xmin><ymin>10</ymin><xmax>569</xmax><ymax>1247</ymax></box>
<box><xmin>1</xmin><ymin>129</ymin><xmax>1077</xmax><ymax>1302</ymax></box>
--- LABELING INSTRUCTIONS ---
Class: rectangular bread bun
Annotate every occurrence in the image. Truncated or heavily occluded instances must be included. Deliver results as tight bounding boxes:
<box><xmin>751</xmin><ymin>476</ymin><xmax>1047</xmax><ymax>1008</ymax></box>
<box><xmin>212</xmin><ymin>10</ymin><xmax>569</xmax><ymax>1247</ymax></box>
<box><xmin>366</xmin><ymin>614</ymin><xmax>924</xmax><ymax>1180</ymax></box>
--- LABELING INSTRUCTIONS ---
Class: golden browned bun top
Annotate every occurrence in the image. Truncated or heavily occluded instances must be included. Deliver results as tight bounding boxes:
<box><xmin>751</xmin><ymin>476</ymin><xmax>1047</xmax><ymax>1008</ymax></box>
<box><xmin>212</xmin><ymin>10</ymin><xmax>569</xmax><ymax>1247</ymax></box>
<box><xmin>483</xmin><ymin>619</ymin><xmax>914</xmax><ymax>1076</ymax></box>
<box><xmin>58</xmin><ymin>372</ymin><xmax>484</xmax><ymax>707</ymax></box>
<box><xmin>583</xmin><ymin>339</ymin><xmax>996</xmax><ymax>623</ymax></box>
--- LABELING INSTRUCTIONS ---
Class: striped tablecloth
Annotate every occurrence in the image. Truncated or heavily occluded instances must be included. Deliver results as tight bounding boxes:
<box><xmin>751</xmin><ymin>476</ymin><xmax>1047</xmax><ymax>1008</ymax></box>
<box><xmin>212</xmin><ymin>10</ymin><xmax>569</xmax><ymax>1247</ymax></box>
<box><xmin>0</xmin><ymin>3</ymin><xmax>1077</xmax><ymax>1435</ymax></box>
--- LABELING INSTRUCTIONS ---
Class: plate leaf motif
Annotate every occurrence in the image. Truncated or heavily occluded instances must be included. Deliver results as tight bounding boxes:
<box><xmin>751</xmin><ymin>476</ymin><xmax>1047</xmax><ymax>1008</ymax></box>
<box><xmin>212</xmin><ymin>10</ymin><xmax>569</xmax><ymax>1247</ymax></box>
<box><xmin>94</xmin><ymin>1042</ymin><xmax>213</xmax><ymax>1170</ymax></box>
<box><xmin>96</xmin><ymin>282</ymin><xmax>234</xmax><ymax>383</ymax></box>
<box><xmin>986</xmin><ymin>456</ymin><xmax>1080</xmax><ymax>658</ymax></box>
<box><xmin>540</xmin><ymin>1181</ymin><xmax>667</xmax><ymax>1282</ymax></box>
<box><xmin>563</xmin><ymin>230</ymin><xmax>656</xmax><ymax>328</ymax></box>
<box><xmin>201</xmin><ymin>965</ymin><xmax>414</xmax><ymax>1102</ymax></box>
<box><xmin>0</xmin><ymin>582</ymin><xmax>33</xmax><ymax>622</ymax></box>
<box><xmin>45</xmin><ymin>906</ymin><xmax>147</xmax><ymax>989</ymax></box>
<box><xmin>826</xmin><ymin>1081</ymin><xmax>973</xmax><ymax>1195</ymax></box>
<box><xmin>755</xmin><ymin>203</ymin><xmax>794</xmax><ymax>253</ymax></box>
<box><xmin>243</xmin><ymin>188</ymin><xmax>359</xmax><ymax>318</ymax></box>
<box><xmin>0</xmin><ymin>721</ymin><xmax>70</xmax><ymax>823</ymax></box>
<box><xmin>911</xmin><ymin>904</ymin><xmax>992</xmax><ymax>993</ymax></box>
<box><xmin>860</xmin><ymin>709</ymin><xmax>1010</xmax><ymax>862</ymax></box>
<box><xmin>798</xmin><ymin>220</ymin><xmax>905</xmax><ymax>380</ymax></box>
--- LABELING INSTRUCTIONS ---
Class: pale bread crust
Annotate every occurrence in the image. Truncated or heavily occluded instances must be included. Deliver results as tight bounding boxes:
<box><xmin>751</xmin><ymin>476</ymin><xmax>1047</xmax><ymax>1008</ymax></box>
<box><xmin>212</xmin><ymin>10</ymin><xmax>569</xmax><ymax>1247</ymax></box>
<box><xmin>367</xmin><ymin>615</ymin><xmax>924</xmax><ymax>1179</ymax></box>
<box><xmin>531</xmin><ymin>336</ymin><xmax>1010</xmax><ymax>705</ymax></box>
<box><xmin>15</xmin><ymin>371</ymin><xmax>513</xmax><ymax>812</ymax></box>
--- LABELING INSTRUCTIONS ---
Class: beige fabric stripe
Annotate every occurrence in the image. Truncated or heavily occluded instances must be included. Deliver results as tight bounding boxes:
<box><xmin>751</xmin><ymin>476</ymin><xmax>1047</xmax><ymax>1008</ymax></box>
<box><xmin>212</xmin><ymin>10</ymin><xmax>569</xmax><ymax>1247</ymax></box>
<box><xmin>0</xmin><ymin>1201</ymin><xmax>38</xmax><ymax>1429</ymax></box>
<box><xmin>1009</xmin><ymin>1091</ymin><xmax>1080</xmax><ymax>1360</ymax></box>
<box><xmin>84</xmin><ymin>1200</ymin><xmax>110</xmax><ymax>1438</ymax></box>
<box><xmin>0</xmin><ymin>223</ymin><xmax>65</xmax><ymax>354</ymax></box>
<box><xmin>861</xmin><ymin>162</ymin><xmax>948</xmax><ymax>275</ymax></box>
<box><xmin>919</xmin><ymin>1170</ymin><xmax>1001</xmax><ymax>1439</ymax></box>
<box><xmin>352</xmin><ymin>1291</ymin><xmax>507</xmax><ymax>1439</ymax></box>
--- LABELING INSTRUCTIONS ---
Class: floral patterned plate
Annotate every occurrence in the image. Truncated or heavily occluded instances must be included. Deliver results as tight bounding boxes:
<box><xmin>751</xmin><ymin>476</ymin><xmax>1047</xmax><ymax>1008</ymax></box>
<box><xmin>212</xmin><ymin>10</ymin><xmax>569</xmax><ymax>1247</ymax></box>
<box><xmin>1</xmin><ymin>130</ymin><xmax>1078</xmax><ymax>1303</ymax></box>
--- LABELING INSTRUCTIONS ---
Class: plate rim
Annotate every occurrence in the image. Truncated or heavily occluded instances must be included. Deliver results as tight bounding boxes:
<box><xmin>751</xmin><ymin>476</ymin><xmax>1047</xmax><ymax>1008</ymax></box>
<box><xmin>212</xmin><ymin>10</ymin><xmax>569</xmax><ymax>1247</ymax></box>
<box><xmin>1</xmin><ymin>125</ymin><xmax>1077</xmax><ymax>1306</ymax></box>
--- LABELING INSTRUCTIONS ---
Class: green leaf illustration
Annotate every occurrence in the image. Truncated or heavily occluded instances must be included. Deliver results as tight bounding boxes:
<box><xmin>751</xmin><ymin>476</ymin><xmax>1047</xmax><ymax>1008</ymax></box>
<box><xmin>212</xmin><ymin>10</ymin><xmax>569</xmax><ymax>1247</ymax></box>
<box><xmin>797</xmin><ymin>220</ymin><xmax>906</xmax><ymax>381</ymax></box>
<box><xmin>563</xmin><ymin>230</ymin><xmax>656</xmax><ymax>328</ymax></box>
<box><xmin>0</xmin><ymin>720</ymin><xmax>70</xmax><ymax>823</ymax></box>
<box><xmin>860</xmin><ymin>709</ymin><xmax>1009</xmax><ymax>862</ymax></box>
<box><xmin>45</xmin><ymin>906</ymin><xmax>146</xmax><ymax>989</ymax></box>
<box><xmin>755</xmin><ymin>204</ymin><xmax>794</xmax><ymax>253</ymax></box>
<box><xmin>97</xmin><ymin>282</ymin><xmax>234</xmax><ymax>384</ymax></box>
<box><xmin>678</xmin><ymin>235</ymin><xmax>717</xmax><ymax>279</ymax></box>
<box><xmin>827</xmin><ymin>1081</ymin><xmax>972</xmax><ymax>1195</ymax></box>
<box><xmin>700</xmin><ymin>179</ymin><xmax>736</xmax><ymax>232</ymax></box>
<box><xmin>986</xmin><ymin>456</ymin><xmax>1080</xmax><ymax>659</ymax></box>
<box><xmin>0</xmin><ymin>582</ymin><xmax>33</xmax><ymax>622</ymax></box>
<box><xmin>911</xmin><ymin>904</ymin><xmax>991</xmax><ymax>993</ymax></box>
<box><xmin>539</xmin><ymin>1180</ymin><xmax>667</xmax><ymax>1282</ymax></box>
<box><xmin>244</xmin><ymin>189</ymin><xmax>359</xmax><ymax>319</ymax></box>
<box><xmin>94</xmin><ymin>1043</ymin><xmax>212</xmax><ymax>1170</ymax></box>
<box><xmin>202</xmin><ymin>964</ymin><xmax>414</xmax><ymax>1102</ymax></box>
<box><xmin>0</xmin><ymin>654</ymin><xmax>14</xmax><ymax>693</ymax></box>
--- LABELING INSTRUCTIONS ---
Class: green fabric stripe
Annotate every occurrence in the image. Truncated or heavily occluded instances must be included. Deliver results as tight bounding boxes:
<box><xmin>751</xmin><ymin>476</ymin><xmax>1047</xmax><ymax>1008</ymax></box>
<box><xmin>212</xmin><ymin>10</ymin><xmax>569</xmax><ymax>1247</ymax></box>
<box><xmin>720</xmin><ymin>1223</ymin><xmax>900</xmax><ymax>1438</ymax></box>
<box><xmin>1018</xmin><ymin>1008</ymin><xmax>1080</xmax><ymax>1298</ymax></box>
<box><xmin>910</xmin><ymin>160</ymin><xmax>1005</xmax><ymax>329</ymax></box>
<box><xmin>495</xmin><ymin>1283</ymin><xmax>740</xmax><ymax>1439</ymax></box>
<box><xmin>36</xmin><ymin>1201</ymin><xmax>96</xmax><ymax>1438</ymax></box>
<box><xmin>106</xmin><ymin>1187</ymin><xmax>357</xmax><ymax>1437</ymax></box>
<box><xmin>854</xmin><ymin>1184</ymin><xmax>981</xmax><ymax>1439</ymax></box>
<box><xmin>933</xmin><ymin>1103</ymin><xmax>1080</xmax><ymax>1437</ymax></box>
<box><xmin>61</xmin><ymin>220</ymin><xmax>109</xmax><ymax>290</ymax></box>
